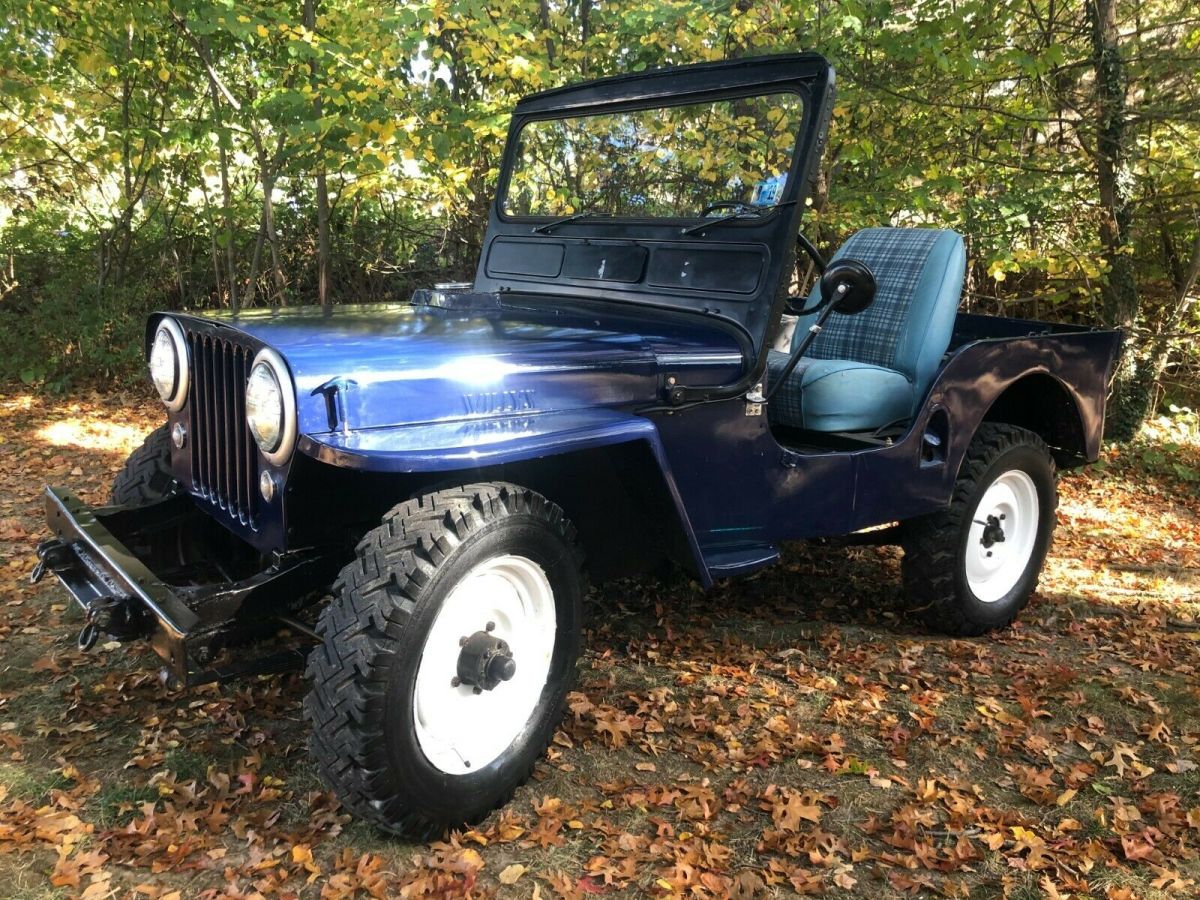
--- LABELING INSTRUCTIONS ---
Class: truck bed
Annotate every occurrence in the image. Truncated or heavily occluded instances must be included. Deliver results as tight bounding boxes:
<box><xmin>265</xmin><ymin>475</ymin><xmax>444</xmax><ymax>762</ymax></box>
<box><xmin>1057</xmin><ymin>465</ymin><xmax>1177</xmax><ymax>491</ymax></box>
<box><xmin>948</xmin><ymin>311</ymin><xmax>1099</xmax><ymax>350</ymax></box>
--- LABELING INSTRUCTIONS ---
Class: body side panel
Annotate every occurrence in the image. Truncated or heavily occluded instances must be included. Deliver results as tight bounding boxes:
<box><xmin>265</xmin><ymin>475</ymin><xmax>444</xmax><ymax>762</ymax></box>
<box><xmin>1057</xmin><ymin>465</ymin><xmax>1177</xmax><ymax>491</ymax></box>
<box><xmin>651</xmin><ymin>329</ymin><xmax>1118</xmax><ymax>559</ymax></box>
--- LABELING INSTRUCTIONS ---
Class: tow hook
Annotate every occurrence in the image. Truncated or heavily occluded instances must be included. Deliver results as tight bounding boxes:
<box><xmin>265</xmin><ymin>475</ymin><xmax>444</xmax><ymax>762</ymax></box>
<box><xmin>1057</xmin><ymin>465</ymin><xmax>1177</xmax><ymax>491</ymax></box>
<box><xmin>76</xmin><ymin>596</ymin><xmax>144</xmax><ymax>650</ymax></box>
<box><xmin>30</xmin><ymin>538</ymin><xmax>69</xmax><ymax>585</ymax></box>
<box><xmin>77</xmin><ymin>597</ymin><xmax>132</xmax><ymax>651</ymax></box>
<box><xmin>77</xmin><ymin>608</ymin><xmax>102</xmax><ymax>651</ymax></box>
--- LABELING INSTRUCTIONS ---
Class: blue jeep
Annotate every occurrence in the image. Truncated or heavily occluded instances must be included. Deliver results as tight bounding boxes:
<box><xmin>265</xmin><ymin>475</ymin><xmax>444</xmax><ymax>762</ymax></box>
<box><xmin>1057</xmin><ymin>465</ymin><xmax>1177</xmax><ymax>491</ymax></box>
<box><xmin>34</xmin><ymin>53</ymin><xmax>1120</xmax><ymax>836</ymax></box>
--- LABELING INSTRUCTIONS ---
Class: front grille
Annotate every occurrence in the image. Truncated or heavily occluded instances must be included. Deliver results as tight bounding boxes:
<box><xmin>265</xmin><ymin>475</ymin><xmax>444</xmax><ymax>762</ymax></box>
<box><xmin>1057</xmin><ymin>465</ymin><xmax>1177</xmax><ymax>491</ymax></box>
<box><xmin>185</xmin><ymin>329</ymin><xmax>259</xmax><ymax>529</ymax></box>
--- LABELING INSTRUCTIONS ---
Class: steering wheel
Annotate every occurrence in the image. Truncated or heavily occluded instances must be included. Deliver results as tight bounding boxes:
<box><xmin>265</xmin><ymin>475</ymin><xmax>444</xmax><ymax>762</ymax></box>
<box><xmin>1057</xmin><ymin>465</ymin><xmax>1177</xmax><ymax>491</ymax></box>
<box><xmin>784</xmin><ymin>232</ymin><xmax>829</xmax><ymax>315</ymax></box>
<box><xmin>699</xmin><ymin>200</ymin><xmax>754</xmax><ymax>217</ymax></box>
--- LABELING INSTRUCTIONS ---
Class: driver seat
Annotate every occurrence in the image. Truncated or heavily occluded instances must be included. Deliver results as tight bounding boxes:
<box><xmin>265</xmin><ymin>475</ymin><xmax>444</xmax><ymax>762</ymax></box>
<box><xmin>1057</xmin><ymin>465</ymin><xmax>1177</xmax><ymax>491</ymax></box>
<box><xmin>767</xmin><ymin>227</ymin><xmax>966</xmax><ymax>433</ymax></box>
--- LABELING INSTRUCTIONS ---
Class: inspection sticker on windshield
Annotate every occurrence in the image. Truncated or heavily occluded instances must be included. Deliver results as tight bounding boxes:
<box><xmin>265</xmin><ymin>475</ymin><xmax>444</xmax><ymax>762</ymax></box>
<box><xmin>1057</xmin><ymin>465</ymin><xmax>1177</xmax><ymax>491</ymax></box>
<box><xmin>751</xmin><ymin>174</ymin><xmax>786</xmax><ymax>206</ymax></box>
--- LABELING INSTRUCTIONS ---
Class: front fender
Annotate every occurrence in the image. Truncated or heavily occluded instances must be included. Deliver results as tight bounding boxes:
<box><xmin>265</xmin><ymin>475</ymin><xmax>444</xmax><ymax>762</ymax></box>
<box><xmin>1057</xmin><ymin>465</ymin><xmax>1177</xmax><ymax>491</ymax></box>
<box><xmin>298</xmin><ymin>409</ymin><xmax>712</xmax><ymax>585</ymax></box>
<box><xmin>301</xmin><ymin>408</ymin><xmax>655</xmax><ymax>472</ymax></box>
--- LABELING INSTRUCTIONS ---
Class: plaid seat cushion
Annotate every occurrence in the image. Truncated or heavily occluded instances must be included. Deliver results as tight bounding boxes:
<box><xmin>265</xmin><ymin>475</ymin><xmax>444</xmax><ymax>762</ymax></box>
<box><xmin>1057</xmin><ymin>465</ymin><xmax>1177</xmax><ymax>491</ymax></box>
<box><xmin>770</xmin><ymin>227</ymin><xmax>965</xmax><ymax>432</ymax></box>
<box><xmin>806</xmin><ymin>228</ymin><xmax>943</xmax><ymax>369</ymax></box>
<box><xmin>767</xmin><ymin>350</ymin><xmax>913</xmax><ymax>432</ymax></box>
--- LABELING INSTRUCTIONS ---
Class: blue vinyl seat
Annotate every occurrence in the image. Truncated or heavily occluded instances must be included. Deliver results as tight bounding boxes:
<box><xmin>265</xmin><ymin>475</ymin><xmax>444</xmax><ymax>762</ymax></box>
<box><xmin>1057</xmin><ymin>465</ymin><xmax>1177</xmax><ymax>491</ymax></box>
<box><xmin>767</xmin><ymin>227</ymin><xmax>966</xmax><ymax>433</ymax></box>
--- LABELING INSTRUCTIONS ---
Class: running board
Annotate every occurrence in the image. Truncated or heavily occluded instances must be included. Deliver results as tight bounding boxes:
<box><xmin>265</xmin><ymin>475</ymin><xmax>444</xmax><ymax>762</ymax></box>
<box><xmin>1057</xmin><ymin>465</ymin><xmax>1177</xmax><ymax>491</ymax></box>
<box><xmin>702</xmin><ymin>544</ymin><xmax>780</xmax><ymax>578</ymax></box>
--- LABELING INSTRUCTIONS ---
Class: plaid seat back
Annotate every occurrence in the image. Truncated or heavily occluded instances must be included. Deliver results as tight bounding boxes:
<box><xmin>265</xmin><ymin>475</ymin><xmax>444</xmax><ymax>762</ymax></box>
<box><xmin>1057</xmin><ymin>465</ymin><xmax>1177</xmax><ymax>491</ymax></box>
<box><xmin>804</xmin><ymin>228</ymin><xmax>944</xmax><ymax>371</ymax></box>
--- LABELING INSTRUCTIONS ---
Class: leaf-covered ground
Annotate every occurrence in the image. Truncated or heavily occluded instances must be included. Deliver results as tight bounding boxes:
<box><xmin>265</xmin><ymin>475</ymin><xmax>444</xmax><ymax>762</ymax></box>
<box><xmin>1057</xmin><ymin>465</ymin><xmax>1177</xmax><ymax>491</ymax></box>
<box><xmin>0</xmin><ymin>388</ymin><xmax>1197</xmax><ymax>899</ymax></box>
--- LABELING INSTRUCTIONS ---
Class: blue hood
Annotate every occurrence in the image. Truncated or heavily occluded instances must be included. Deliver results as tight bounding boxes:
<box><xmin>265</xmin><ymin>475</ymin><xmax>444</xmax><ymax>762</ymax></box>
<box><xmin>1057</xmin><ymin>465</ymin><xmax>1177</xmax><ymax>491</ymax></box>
<box><xmin>183</xmin><ymin>299</ymin><xmax>743</xmax><ymax>437</ymax></box>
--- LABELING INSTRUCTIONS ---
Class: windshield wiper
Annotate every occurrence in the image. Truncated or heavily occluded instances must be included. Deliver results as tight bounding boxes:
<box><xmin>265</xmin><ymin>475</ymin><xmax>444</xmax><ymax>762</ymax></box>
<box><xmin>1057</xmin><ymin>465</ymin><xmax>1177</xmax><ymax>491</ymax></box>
<box><xmin>679</xmin><ymin>200</ymin><xmax>797</xmax><ymax>237</ymax></box>
<box><xmin>531</xmin><ymin>212</ymin><xmax>596</xmax><ymax>234</ymax></box>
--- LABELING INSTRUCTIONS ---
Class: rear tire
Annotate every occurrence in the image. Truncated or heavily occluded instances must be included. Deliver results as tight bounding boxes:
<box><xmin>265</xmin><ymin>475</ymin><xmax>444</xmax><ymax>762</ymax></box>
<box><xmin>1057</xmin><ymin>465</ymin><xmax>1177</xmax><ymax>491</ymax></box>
<box><xmin>303</xmin><ymin>482</ymin><xmax>584</xmax><ymax>837</ymax></box>
<box><xmin>902</xmin><ymin>423</ymin><xmax>1057</xmax><ymax>636</ymax></box>
<box><xmin>110</xmin><ymin>425</ymin><xmax>177</xmax><ymax>506</ymax></box>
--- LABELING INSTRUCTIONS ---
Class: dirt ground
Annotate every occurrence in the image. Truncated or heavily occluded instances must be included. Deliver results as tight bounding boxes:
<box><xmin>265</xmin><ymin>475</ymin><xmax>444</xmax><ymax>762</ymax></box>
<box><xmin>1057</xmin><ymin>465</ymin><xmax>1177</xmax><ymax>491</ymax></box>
<box><xmin>0</xmin><ymin>388</ymin><xmax>1197</xmax><ymax>899</ymax></box>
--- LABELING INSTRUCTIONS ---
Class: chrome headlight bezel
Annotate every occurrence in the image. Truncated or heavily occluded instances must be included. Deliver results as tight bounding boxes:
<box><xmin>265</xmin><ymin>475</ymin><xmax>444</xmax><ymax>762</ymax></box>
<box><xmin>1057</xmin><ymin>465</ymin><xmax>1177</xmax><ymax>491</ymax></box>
<box><xmin>246</xmin><ymin>347</ymin><xmax>296</xmax><ymax>466</ymax></box>
<box><xmin>149</xmin><ymin>317</ymin><xmax>189</xmax><ymax>412</ymax></box>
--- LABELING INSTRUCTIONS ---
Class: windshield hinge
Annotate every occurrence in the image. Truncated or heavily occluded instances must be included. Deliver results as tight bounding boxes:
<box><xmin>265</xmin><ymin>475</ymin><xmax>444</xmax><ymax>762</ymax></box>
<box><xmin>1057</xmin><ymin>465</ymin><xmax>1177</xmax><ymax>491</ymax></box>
<box><xmin>745</xmin><ymin>382</ymin><xmax>765</xmax><ymax>417</ymax></box>
<box><xmin>661</xmin><ymin>373</ymin><xmax>687</xmax><ymax>405</ymax></box>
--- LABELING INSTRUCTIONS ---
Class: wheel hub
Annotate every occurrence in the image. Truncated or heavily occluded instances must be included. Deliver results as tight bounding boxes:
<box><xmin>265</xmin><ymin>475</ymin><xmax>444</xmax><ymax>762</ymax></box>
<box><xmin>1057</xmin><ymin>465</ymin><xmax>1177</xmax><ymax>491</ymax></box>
<box><xmin>977</xmin><ymin>513</ymin><xmax>1006</xmax><ymax>549</ymax></box>
<box><xmin>455</xmin><ymin>626</ymin><xmax>517</xmax><ymax>693</ymax></box>
<box><xmin>413</xmin><ymin>553</ymin><xmax>556</xmax><ymax>775</ymax></box>
<box><xmin>965</xmin><ymin>470</ymin><xmax>1040</xmax><ymax>604</ymax></box>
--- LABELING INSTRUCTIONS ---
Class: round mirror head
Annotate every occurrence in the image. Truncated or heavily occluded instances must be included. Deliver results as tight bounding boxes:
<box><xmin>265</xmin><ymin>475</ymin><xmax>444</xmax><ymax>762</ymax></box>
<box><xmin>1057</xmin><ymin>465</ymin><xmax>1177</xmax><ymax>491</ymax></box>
<box><xmin>820</xmin><ymin>259</ymin><xmax>877</xmax><ymax>314</ymax></box>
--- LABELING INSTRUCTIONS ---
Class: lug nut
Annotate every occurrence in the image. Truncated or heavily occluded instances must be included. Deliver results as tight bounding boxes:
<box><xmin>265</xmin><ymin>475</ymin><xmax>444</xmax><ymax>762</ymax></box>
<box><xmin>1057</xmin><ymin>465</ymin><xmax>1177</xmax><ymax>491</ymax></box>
<box><xmin>485</xmin><ymin>621</ymin><xmax>495</xmax><ymax>632</ymax></box>
<box><xmin>451</xmin><ymin>676</ymin><xmax>460</xmax><ymax>687</ymax></box>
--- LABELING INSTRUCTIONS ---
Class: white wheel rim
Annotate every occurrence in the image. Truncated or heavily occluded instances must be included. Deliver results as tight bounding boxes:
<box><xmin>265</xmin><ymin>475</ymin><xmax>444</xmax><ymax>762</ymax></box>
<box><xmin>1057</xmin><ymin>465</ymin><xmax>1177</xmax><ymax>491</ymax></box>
<box><xmin>965</xmin><ymin>469</ymin><xmax>1040</xmax><ymax>603</ymax></box>
<box><xmin>413</xmin><ymin>554</ymin><xmax>556</xmax><ymax>775</ymax></box>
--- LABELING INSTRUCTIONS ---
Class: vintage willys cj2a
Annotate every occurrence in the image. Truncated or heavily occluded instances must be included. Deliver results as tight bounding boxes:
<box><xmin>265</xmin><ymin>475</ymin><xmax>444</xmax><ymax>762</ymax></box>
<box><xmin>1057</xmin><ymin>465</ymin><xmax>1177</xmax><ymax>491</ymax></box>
<box><xmin>34</xmin><ymin>53</ymin><xmax>1121</xmax><ymax>835</ymax></box>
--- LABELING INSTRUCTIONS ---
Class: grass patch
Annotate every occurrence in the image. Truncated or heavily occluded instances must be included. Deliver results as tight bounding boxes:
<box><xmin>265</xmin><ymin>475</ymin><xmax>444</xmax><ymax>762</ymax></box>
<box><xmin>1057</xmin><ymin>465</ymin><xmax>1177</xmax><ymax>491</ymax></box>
<box><xmin>161</xmin><ymin>747</ymin><xmax>213</xmax><ymax>783</ymax></box>
<box><xmin>0</xmin><ymin>762</ymin><xmax>76</xmax><ymax>805</ymax></box>
<box><xmin>0</xmin><ymin>858</ymin><xmax>71</xmax><ymax>900</ymax></box>
<box><xmin>91</xmin><ymin>781</ymin><xmax>161</xmax><ymax>827</ymax></box>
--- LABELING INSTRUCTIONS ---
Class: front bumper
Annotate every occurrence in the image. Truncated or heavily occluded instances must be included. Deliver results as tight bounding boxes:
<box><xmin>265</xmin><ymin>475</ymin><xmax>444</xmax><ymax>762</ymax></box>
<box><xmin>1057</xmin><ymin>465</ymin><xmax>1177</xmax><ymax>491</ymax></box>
<box><xmin>35</xmin><ymin>487</ymin><xmax>332</xmax><ymax>687</ymax></box>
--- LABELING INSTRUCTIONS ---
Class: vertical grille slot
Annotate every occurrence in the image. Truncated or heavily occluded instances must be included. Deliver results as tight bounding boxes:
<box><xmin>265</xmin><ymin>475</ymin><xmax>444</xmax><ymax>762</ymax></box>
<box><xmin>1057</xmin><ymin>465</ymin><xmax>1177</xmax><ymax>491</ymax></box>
<box><xmin>186</xmin><ymin>329</ymin><xmax>259</xmax><ymax>529</ymax></box>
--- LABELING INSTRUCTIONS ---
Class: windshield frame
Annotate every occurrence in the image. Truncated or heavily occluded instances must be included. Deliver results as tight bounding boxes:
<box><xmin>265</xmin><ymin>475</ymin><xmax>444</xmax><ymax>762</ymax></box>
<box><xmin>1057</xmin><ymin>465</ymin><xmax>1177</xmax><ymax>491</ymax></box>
<box><xmin>476</xmin><ymin>53</ymin><xmax>835</xmax><ymax>394</ymax></box>
<box><xmin>496</xmin><ymin>85</ymin><xmax>810</xmax><ymax>230</ymax></box>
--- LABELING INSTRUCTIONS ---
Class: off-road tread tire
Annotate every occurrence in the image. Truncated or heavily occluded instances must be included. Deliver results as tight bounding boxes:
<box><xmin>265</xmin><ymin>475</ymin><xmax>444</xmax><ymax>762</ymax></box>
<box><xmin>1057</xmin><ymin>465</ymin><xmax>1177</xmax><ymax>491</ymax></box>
<box><xmin>902</xmin><ymin>423</ymin><xmax>1057</xmax><ymax>637</ymax></box>
<box><xmin>303</xmin><ymin>482</ymin><xmax>582</xmax><ymax>838</ymax></box>
<box><xmin>110</xmin><ymin>425</ymin><xmax>177</xmax><ymax>506</ymax></box>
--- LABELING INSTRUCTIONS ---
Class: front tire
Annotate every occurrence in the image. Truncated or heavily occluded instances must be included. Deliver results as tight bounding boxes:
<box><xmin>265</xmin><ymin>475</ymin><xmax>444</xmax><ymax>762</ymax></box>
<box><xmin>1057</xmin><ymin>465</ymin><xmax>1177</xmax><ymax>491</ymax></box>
<box><xmin>110</xmin><ymin>425</ymin><xmax>178</xmax><ymax>506</ymax></box>
<box><xmin>303</xmin><ymin>482</ymin><xmax>584</xmax><ymax>837</ymax></box>
<box><xmin>902</xmin><ymin>424</ymin><xmax>1057</xmax><ymax>636</ymax></box>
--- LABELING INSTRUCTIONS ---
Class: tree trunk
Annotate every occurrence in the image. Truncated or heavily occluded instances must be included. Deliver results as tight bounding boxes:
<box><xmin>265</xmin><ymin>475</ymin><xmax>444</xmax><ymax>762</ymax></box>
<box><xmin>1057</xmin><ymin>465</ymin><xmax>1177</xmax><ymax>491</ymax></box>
<box><xmin>113</xmin><ymin>70</ymin><xmax>132</xmax><ymax>287</ymax></box>
<box><xmin>202</xmin><ymin>36</ymin><xmax>238</xmax><ymax>314</ymax></box>
<box><xmin>1160</xmin><ymin>230</ymin><xmax>1200</xmax><ymax>351</ymax></box>
<box><xmin>171</xmin><ymin>244</ymin><xmax>186</xmax><ymax>306</ymax></box>
<box><xmin>1088</xmin><ymin>0</ymin><xmax>1144</xmax><ymax>441</ymax></box>
<box><xmin>315</xmin><ymin>172</ymin><xmax>331</xmax><ymax>310</ymax></box>
<box><xmin>248</xmin><ymin>124</ymin><xmax>289</xmax><ymax>306</ymax></box>
<box><xmin>539</xmin><ymin>0</ymin><xmax>556</xmax><ymax>67</ymax></box>
<box><xmin>245</xmin><ymin>212</ymin><xmax>267</xmax><ymax>308</ymax></box>
<box><xmin>305</xmin><ymin>0</ymin><xmax>331</xmax><ymax>312</ymax></box>
<box><xmin>244</xmin><ymin>149</ymin><xmax>279</xmax><ymax>308</ymax></box>
<box><xmin>579</xmin><ymin>0</ymin><xmax>591</xmax><ymax>75</ymax></box>
<box><xmin>198</xmin><ymin>171</ymin><xmax>223</xmax><ymax>304</ymax></box>
<box><xmin>263</xmin><ymin>175</ymin><xmax>286</xmax><ymax>304</ymax></box>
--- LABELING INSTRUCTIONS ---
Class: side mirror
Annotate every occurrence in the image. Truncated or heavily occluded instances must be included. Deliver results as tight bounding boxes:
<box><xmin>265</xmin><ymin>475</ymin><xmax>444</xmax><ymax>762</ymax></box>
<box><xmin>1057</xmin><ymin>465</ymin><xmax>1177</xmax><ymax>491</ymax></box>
<box><xmin>820</xmin><ymin>259</ymin><xmax>876</xmax><ymax>314</ymax></box>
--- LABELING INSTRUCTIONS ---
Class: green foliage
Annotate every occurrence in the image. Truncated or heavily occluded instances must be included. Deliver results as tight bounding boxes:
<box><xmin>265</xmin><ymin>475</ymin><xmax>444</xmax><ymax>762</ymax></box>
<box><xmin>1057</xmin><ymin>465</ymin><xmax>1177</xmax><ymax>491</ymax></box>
<box><xmin>0</xmin><ymin>274</ymin><xmax>154</xmax><ymax>392</ymax></box>
<box><xmin>0</xmin><ymin>206</ymin><xmax>150</xmax><ymax>388</ymax></box>
<box><xmin>1136</xmin><ymin>406</ymin><xmax>1200</xmax><ymax>483</ymax></box>
<box><xmin>0</xmin><ymin>0</ymin><xmax>1195</xmax><ymax>412</ymax></box>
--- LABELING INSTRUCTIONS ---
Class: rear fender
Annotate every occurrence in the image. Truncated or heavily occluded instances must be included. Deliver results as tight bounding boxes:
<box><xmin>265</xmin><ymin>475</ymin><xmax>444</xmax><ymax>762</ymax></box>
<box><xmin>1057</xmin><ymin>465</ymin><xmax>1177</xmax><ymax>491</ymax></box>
<box><xmin>851</xmin><ymin>330</ymin><xmax>1118</xmax><ymax>533</ymax></box>
<box><xmin>925</xmin><ymin>329</ymin><xmax>1118</xmax><ymax>489</ymax></box>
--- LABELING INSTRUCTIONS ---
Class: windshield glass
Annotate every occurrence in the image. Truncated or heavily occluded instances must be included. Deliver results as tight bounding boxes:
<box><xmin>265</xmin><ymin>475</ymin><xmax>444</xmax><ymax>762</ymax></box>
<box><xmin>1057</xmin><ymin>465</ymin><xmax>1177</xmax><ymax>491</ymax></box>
<box><xmin>502</xmin><ymin>92</ymin><xmax>805</xmax><ymax>220</ymax></box>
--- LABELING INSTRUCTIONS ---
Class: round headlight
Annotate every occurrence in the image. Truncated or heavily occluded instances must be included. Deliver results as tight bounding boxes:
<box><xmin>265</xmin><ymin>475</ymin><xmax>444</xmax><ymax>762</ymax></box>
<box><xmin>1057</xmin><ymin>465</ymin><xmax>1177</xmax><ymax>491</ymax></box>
<box><xmin>148</xmin><ymin>318</ymin><xmax>188</xmax><ymax>412</ymax></box>
<box><xmin>246</xmin><ymin>348</ymin><xmax>296</xmax><ymax>465</ymax></box>
<box><xmin>246</xmin><ymin>362</ymin><xmax>283</xmax><ymax>451</ymax></box>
